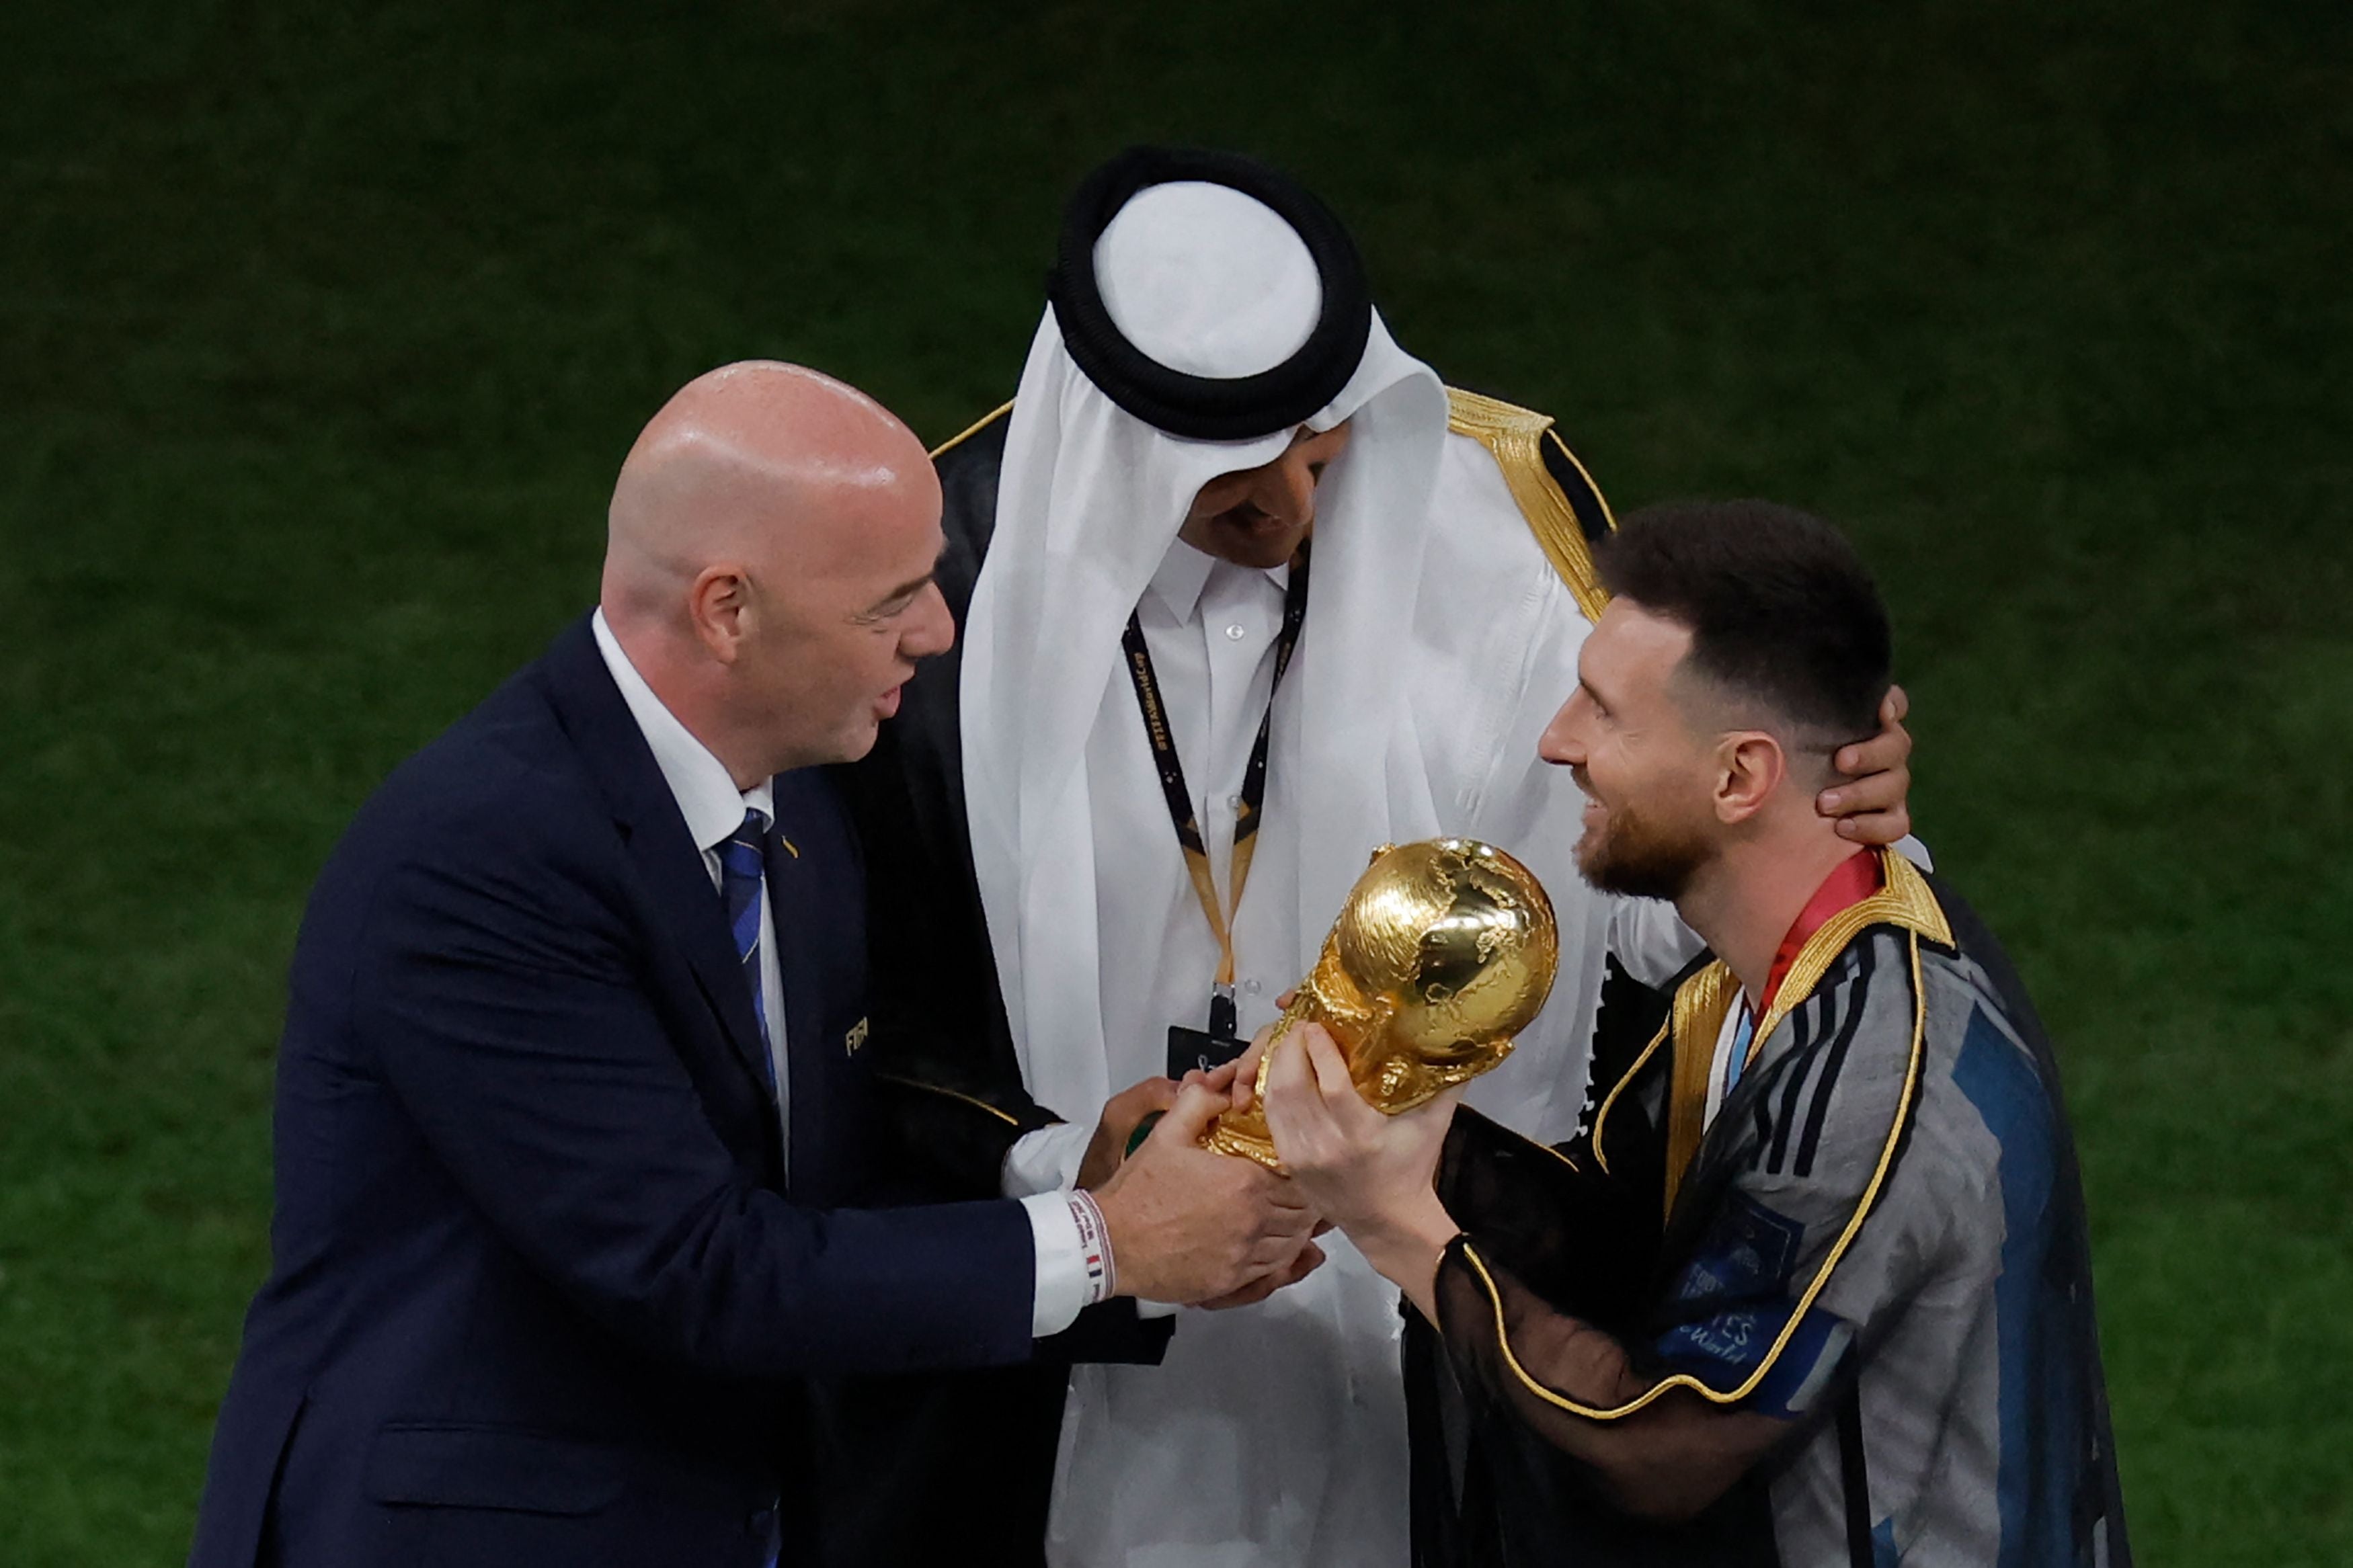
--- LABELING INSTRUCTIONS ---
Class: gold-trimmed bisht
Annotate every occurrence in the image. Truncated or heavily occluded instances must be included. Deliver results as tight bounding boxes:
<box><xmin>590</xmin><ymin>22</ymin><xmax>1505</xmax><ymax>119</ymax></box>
<box><xmin>1470</xmin><ymin>848</ymin><xmax>1952</xmax><ymax>1421</ymax></box>
<box><xmin>1442</xmin><ymin>387</ymin><xmax>1616</xmax><ymax>624</ymax></box>
<box><xmin>877</xmin><ymin>1073</ymin><xmax>1023</xmax><ymax>1128</ymax></box>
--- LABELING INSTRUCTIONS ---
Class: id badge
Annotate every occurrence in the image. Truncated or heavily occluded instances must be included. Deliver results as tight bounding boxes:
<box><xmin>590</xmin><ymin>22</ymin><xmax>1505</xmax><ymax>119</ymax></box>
<box><xmin>1166</xmin><ymin>1024</ymin><xmax>1249</xmax><ymax>1080</ymax></box>
<box><xmin>1131</xmin><ymin>1024</ymin><xmax>1251</xmax><ymax>1157</ymax></box>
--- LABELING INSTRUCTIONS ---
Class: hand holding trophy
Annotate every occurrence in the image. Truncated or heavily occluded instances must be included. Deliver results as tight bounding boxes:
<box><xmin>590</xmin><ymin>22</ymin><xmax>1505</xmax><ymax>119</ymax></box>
<box><xmin>1207</xmin><ymin>838</ymin><xmax>1560</xmax><ymax>1169</ymax></box>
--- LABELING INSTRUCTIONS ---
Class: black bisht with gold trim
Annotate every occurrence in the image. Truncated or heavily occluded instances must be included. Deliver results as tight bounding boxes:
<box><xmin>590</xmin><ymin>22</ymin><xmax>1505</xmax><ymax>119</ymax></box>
<box><xmin>1412</xmin><ymin>851</ymin><xmax>2131</xmax><ymax>1567</ymax></box>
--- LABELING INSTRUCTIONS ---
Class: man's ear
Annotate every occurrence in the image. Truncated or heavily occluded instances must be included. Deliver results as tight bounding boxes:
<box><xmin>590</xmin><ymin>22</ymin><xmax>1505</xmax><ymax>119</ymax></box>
<box><xmin>686</xmin><ymin>564</ymin><xmax>750</xmax><ymax>664</ymax></box>
<box><xmin>1714</xmin><ymin>731</ymin><xmax>1787</xmax><ymax>825</ymax></box>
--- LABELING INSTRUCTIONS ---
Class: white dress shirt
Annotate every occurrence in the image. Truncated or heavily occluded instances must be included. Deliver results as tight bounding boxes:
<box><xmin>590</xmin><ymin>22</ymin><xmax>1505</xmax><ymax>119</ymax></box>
<box><xmin>999</xmin><ymin>541</ymin><xmax>1295</xmax><ymax>1200</ymax></box>
<box><xmin>590</xmin><ymin>610</ymin><xmax>1090</xmax><ymax>1337</ymax></box>
<box><xmin>1016</xmin><ymin>541</ymin><xmax>1445</xmax><ymax>1568</ymax></box>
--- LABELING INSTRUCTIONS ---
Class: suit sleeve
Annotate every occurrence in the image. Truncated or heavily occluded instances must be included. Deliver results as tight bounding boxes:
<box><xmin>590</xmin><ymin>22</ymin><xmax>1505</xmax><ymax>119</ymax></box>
<box><xmin>351</xmin><ymin>819</ymin><xmax>1040</xmax><ymax>1380</ymax></box>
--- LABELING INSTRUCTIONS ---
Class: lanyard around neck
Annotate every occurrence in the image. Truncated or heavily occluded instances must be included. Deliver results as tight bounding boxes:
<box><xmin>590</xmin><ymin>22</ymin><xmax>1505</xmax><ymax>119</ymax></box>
<box><xmin>1119</xmin><ymin>544</ymin><xmax>1312</xmax><ymax>1031</ymax></box>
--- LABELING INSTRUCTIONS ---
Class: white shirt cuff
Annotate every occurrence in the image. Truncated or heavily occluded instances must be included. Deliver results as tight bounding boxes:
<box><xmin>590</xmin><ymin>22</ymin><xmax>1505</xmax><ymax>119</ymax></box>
<box><xmin>1021</xmin><ymin>1191</ymin><xmax>1094</xmax><ymax>1337</ymax></box>
<box><xmin>1002</xmin><ymin>1120</ymin><xmax>1094</xmax><ymax>1198</ymax></box>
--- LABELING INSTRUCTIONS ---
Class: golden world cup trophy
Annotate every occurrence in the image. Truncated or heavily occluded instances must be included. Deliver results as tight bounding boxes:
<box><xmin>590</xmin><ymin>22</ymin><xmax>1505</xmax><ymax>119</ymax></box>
<box><xmin>1206</xmin><ymin>837</ymin><xmax>1560</xmax><ymax>1169</ymax></box>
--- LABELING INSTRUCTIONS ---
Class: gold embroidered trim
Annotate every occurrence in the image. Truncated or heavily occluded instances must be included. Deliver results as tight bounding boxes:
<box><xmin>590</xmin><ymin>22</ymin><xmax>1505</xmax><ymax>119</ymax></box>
<box><xmin>1532</xmin><ymin>1138</ymin><xmax>1585</xmax><ymax>1176</ymax></box>
<box><xmin>1462</xmin><ymin>907</ymin><xmax>1935</xmax><ymax>1421</ymax></box>
<box><xmin>1662</xmin><ymin>963</ymin><xmax>1739</xmax><ymax>1220</ymax></box>
<box><xmin>1546</xmin><ymin>426</ymin><xmax>1618</xmax><ymax>532</ymax></box>
<box><xmin>878</xmin><ymin>1073</ymin><xmax>1023</xmax><ymax>1127</ymax></box>
<box><xmin>1588</xmin><ymin>1014</ymin><xmax>1671</xmax><ymax>1178</ymax></box>
<box><xmin>1443</xmin><ymin>387</ymin><xmax>1613</xmax><ymax>624</ymax></box>
<box><xmin>1745</xmin><ymin>849</ymin><xmax>1950</xmax><ymax>1073</ymax></box>
<box><xmin>929</xmin><ymin>399</ymin><xmax>1014</xmax><ymax>460</ymax></box>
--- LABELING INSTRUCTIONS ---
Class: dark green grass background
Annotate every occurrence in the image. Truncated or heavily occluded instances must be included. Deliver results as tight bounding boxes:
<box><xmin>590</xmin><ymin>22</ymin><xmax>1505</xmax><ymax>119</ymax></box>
<box><xmin>2</xmin><ymin>1</ymin><xmax>2346</xmax><ymax>1561</ymax></box>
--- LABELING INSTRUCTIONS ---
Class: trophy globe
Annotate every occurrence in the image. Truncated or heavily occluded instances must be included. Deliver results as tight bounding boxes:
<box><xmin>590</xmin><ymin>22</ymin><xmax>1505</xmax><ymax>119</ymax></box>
<box><xmin>1207</xmin><ymin>837</ymin><xmax>1560</xmax><ymax>1168</ymax></box>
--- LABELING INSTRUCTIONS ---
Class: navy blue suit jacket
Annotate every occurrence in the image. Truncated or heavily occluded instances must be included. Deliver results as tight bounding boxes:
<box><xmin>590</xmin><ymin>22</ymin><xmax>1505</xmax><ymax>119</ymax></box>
<box><xmin>188</xmin><ymin>617</ymin><xmax>1038</xmax><ymax>1568</ymax></box>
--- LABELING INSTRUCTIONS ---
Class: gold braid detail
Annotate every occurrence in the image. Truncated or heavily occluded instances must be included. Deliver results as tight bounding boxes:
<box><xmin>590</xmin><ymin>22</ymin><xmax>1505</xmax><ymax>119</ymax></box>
<box><xmin>1462</xmin><ymin>852</ymin><xmax>1946</xmax><ymax>1422</ymax></box>
<box><xmin>1743</xmin><ymin>849</ymin><xmax>1950</xmax><ymax>1071</ymax></box>
<box><xmin>1589</xmin><ymin>1014</ymin><xmax>1670</xmax><ymax>1178</ymax></box>
<box><xmin>929</xmin><ymin>400</ymin><xmax>1014</xmax><ymax>460</ymax></box>
<box><xmin>1443</xmin><ymin>387</ymin><xmax>1614</xmax><ymax>624</ymax></box>
<box><xmin>1661</xmin><ymin>964</ymin><xmax>1739</xmax><ymax>1221</ymax></box>
<box><xmin>877</xmin><ymin>1073</ymin><xmax>1023</xmax><ymax>1128</ymax></box>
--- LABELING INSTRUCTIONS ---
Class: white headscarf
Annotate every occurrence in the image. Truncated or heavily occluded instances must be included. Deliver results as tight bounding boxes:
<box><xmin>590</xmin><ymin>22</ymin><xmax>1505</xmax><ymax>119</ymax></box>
<box><xmin>960</xmin><ymin>180</ymin><xmax>1452</xmax><ymax>1117</ymax></box>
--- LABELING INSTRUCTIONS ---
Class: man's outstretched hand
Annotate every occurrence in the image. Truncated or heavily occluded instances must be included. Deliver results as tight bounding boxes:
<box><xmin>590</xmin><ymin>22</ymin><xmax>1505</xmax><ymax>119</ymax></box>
<box><xmin>1261</xmin><ymin>1024</ymin><xmax>1462</xmax><ymax>1321</ymax></box>
<box><xmin>1818</xmin><ymin>684</ymin><xmax>1914</xmax><ymax>844</ymax></box>
<box><xmin>1090</xmin><ymin>1076</ymin><xmax>1320</xmax><ymax>1306</ymax></box>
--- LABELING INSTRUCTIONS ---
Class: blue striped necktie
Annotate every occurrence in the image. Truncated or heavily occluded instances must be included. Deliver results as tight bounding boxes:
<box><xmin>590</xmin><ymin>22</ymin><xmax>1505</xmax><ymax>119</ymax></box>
<box><xmin>715</xmin><ymin>807</ymin><xmax>776</xmax><ymax>1098</ymax></box>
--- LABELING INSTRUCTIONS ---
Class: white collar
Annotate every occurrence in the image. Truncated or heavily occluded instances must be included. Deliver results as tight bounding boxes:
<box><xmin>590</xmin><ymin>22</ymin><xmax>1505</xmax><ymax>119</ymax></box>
<box><xmin>1144</xmin><ymin>536</ymin><xmax>1289</xmax><ymax>624</ymax></box>
<box><xmin>591</xmin><ymin>608</ymin><xmax>774</xmax><ymax>851</ymax></box>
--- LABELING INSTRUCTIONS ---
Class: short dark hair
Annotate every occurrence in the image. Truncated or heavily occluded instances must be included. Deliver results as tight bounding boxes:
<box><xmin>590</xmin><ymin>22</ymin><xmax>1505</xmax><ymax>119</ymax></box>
<box><xmin>1596</xmin><ymin>500</ymin><xmax>1892</xmax><ymax>743</ymax></box>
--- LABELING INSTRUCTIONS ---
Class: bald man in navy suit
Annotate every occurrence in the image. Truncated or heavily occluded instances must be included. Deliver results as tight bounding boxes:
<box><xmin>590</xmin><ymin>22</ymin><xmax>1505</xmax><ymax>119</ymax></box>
<box><xmin>188</xmin><ymin>362</ymin><xmax>1318</xmax><ymax>1567</ymax></box>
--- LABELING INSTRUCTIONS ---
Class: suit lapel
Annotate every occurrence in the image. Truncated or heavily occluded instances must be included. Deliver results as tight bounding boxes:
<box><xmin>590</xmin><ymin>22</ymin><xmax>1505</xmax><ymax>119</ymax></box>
<box><xmin>765</xmin><ymin>796</ymin><xmax>828</xmax><ymax>1194</ymax></box>
<box><xmin>630</xmin><ymin>816</ymin><xmax>776</xmax><ymax>1109</ymax></box>
<box><xmin>536</xmin><ymin>618</ymin><xmax>786</xmax><ymax>1136</ymax></box>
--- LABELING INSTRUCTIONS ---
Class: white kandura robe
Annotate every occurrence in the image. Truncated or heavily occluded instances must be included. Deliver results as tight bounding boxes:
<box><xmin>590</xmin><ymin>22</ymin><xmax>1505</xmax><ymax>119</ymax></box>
<box><xmin>983</xmin><ymin>417</ymin><xmax>1699</xmax><ymax>1568</ymax></box>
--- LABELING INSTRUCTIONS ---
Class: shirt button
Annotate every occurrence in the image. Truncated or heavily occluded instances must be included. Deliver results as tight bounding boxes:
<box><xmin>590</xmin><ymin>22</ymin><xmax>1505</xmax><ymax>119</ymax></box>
<box><xmin>1225</xmin><ymin>623</ymin><xmax>1247</xmax><ymax>641</ymax></box>
<box><xmin>1226</xmin><ymin>793</ymin><xmax>1243</xmax><ymax>810</ymax></box>
<box><xmin>1243</xmin><ymin>978</ymin><xmax>1262</xmax><ymax>995</ymax></box>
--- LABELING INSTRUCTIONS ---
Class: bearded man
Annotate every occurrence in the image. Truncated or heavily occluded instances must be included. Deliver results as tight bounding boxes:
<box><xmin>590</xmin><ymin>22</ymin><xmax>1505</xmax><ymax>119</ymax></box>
<box><xmin>1264</xmin><ymin>501</ymin><xmax>2130</xmax><ymax>1567</ymax></box>
<box><xmin>820</xmin><ymin>151</ymin><xmax>1920</xmax><ymax>1567</ymax></box>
